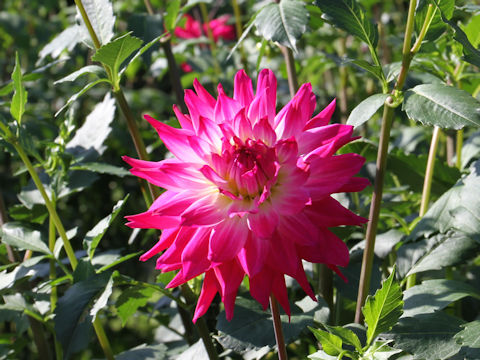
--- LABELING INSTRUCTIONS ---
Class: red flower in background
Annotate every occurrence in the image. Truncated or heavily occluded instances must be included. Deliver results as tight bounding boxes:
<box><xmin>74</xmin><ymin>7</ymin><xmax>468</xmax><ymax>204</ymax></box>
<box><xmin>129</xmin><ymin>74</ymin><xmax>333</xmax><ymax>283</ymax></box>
<box><xmin>124</xmin><ymin>69</ymin><xmax>368</xmax><ymax>322</ymax></box>
<box><xmin>175</xmin><ymin>14</ymin><xmax>236</xmax><ymax>42</ymax></box>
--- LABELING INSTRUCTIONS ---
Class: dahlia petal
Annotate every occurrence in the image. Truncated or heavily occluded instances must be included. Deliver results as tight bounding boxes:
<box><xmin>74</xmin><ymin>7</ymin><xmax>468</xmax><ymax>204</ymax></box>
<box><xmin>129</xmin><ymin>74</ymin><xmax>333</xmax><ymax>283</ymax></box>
<box><xmin>214</xmin><ymin>260</ymin><xmax>245</xmax><ymax>320</ymax></box>
<box><xmin>255</xmin><ymin>69</ymin><xmax>277</xmax><ymax>124</ymax></box>
<box><xmin>237</xmin><ymin>233</ymin><xmax>269</xmax><ymax>276</ymax></box>
<box><xmin>297</xmin><ymin>123</ymin><xmax>353</xmax><ymax>157</ymax></box>
<box><xmin>247</xmin><ymin>87</ymin><xmax>269</xmax><ymax>126</ymax></box>
<box><xmin>197</xmin><ymin>115</ymin><xmax>223</xmax><ymax>150</ymax></box>
<box><xmin>247</xmin><ymin>204</ymin><xmax>279</xmax><ymax>238</ymax></box>
<box><xmin>335</xmin><ymin>177</ymin><xmax>370</xmax><ymax>193</ymax></box>
<box><xmin>277</xmin><ymin>213</ymin><xmax>319</xmax><ymax>247</ymax></box>
<box><xmin>274</xmin><ymin>83</ymin><xmax>316</xmax><ymax>139</ymax></box>
<box><xmin>267</xmin><ymin>230</ymin><xmax>300</xmax><ymax>276</ymax></box>
<box><xmin>139</xmin><ymin>228</ymin><xmax>179</xmax><ymax>261</ymax></box>
<box><xmin>233</xmin><ymin>109</ymin><xmax>253</xmax><ymax>141</ymax></box>
<box><xmin>305</xmin><ymin>197</ymin><xmax>368</xmax><ymax>227</ymax></box>
<box><xmin>304</xmin><ymin>98</ymin><xmax>336</xmax><ymax>130</ymax></box>
<box><xmin>297</xmin><ymin>228</ymin><xmax>349</xmax><ymax>267</ymax></box>
<box><xmin>181</xmin><ymin>227</ymin><xmax>212</xmax><ymax>280</ymax></box>
<box><xmin>173</xmin><ymin>104</ymin><xmax>193</xmax><ymax>131</ymax></box>
<box><xmin>200</xmin><ymin>165</ymin><xmax>229</xmax><ymax>188</ymax></box>
<box><xmin>306</xmin><ymin>153</ymin><xmax>366</xmax><ymax>199</ymax></box>
<box><xmin>233</xmin><ymin>69</ymin><xmax>254</xmax><ymax>108</ymax></box>
<box><xmin>144</xmin><ymin>115</ymin><xmax>202</xmax><ymax>162</ymax></box>
<box><xmin>275</xmin><ymin>138</ymin><xmax>298</xmax><ymax>164</ymax></box>
<box><xmin>181</xmin><ymin>193</ymin><xmax>229</xmax><ymax>226</ymax></box>
<box><xmin>157</xmin><ymin>227</ymin><xmax>195</xmax><ymax>271</ymax></box>
<box><xmin>209</xmin><ymin>217</ymin><xmax>248</xmax><ymax>263</ymax></box>
<box><xmin>184</xmin><ymin>89</ymin><xmax>214</xmax><ymax>131</ymax></box>
<box><xmin>253</xmin><ymin>117</ymin><xmax>276</xmax><ymax>146</ymax></box>
<box><xmin>328</xmin><ymin>265</ymin><xmax>348</xmax><ymax>282</ymax></box>
<box><xmin>272</xmin><ymin>274</ymin><xmax>291</xmax><ymax>317</ymax></box>
<box><xmin>214</xmin><ymin>92</ymin><xmax>242</xmax><ymax>124</ymax></box>
<box><xmin>249</xmin><ymin>267</ymin><xmax>274</xmax><ymax>309</ymax></box>
<box><xmin>125</xmin><ymin>212</ymin><xmax>180</xmax><ymax>229</ymax></box>
<box><xmin>193</xmin><ymin>78</ymin><xmax>217</xmax><ymax>109</ymax></box>
<box><xmin>123</xmin><ymin>156</ymin><xmax>206</xmax><ymax>191</ymax></box>
<box><xmin>193</xmin><ymin>270</ymin><xmax>219</xmax><ymax>322</ymax></box>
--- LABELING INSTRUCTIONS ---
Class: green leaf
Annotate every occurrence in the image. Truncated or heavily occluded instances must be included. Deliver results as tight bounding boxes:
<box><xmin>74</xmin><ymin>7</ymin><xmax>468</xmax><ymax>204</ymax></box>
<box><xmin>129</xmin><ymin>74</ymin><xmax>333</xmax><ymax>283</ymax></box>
<box><xmin>83</xmin><ymin>195</ymin><xmax>129</xmax><ymax>259</ymax></box>
<box><xmin>406</xmin><ymin>232</ymin><xmax>480</xmax><ymax>276</ymax></box>
<box><xmin>165</xmin><ymin>0</ymin><xmax>181</xmax><ymax>32</ymax></box>
<box><xmin>91</xmin><ymin>33</ymin><xmax>143</xmax><ymax>88</ymax></box>
<box><xmin>90</xmin><ymin>274</ymin><xmax>113</xmax><ymax>320</ymax></box>
<box><xmin>347</xmin><ymin>93</ymin><xmax>388</xmax><ymax>128</ymax></box>
<box><xmin>315</xmin><ymin>0</ymin><xmax>378</xmax><ymax>48</ymax></box>
<box><xmin>54</xmin><ymin>78</ymin><xmax>110</xmax><ymax>117</ymax></box>
<box><xmin>309</xmin><ymin>327</ymin><xmax>343</xmax><ymax>356</ymax></box>
<box><xmin>435</xmin><ymin>1</ymin><xmax>480</xmax><ymax>68</ymax></box>
<box><xmin>116</xmin><ymin>343</ymin><xmax>168</xmax><ymax>360</ymax></box>
<box><xmin>403</xmin><ymin>279</ymin><xmax>480</xmax><ymax>317</ymax></box>
<box><xmin>217</xmin><ymin>296</ymin><xmax>329</xmax><ymax>353</ymax></box>
<box><xmin>54</xmin><ymin>65</ymin><xmax>105</xmax><ymax>85</ymax></box>
<box><xmin>403</xmin><ymin>83</ymin><xmax>480</xmax><ymax>130</ymax></box>
<box><xmin>96</xmin><ymin>251</ymin><xmax>142</xmax><ymax>273</ymax></box>
<box><xmin>9</xmin><ymin>204</ymin><xmax>48</xmax><ymax>224</ymax></box>
<box><xmin>66</xmin><ymin>93</ymin><xmax>116</xmax><ymax>162</ymax></box>
<box><xmin>362</xmin><ymin>267</ymin><xmax>403</xmax><ymax>346</ymax></box>
<box><xmin>324</xmin><ymin>325</ymin><xmax>362</xmax><ymax>352</ymax></box>
<box><xmin>389</xmin><ymin>312</ymin><xmax>463</xmax><ymax>360</ymax></box>
<box><xmin>415</xmin><ymin>0</ymin><xmax>454</xmax><ymax>41</ymax></box>
<box><xmin>361</xmin><ymin>341</ymin><xmax>402</xmax><ymax>360</ymax></box>
<box><xmin>0</xmin><ymin>222</ymin><xmax>50</xmax><ymax>255</ymax></box>
<box><xmin>254</xmin><ymin>0</ymin><xmax>309</xmax><ymax>53</ymax></box>
<box><xmin>76</xmin><ymin>0</ymin><xmax>115</xmax><ymax>47</ymax></box>
<box><xmin>54</xmin><ymin>271</ymin><xmax>112</xmax><ymax>358</ymax></box>
<box><xmin>115</xmin><ymin>285</ymin><xmax>155</xmax><ymax>326</ymax></box>
<box><xmin>71</xmin><ymin>162</ymin><xmax>131</xmax><ymax>177</ymax></box>
<box><xmin>350</xmin><ymin>59</ymin><xmax>385</xmax><ymax>82</ymax></box>
<box><xmin>38</xmin><ymin>25</ymin><xmax>81</xmax><ymax>63</ymax></box>
<box><xmin>308</xmin><ymin>350</ymin><xmax>337</xmax><ymax>360</ymax></box>
<box><xmin>409</xmin><ymin>161</ymin><xmax>480</xmax><ymax>239</ymax></box>
<box><xmin>460</xmin><ymin>129</ymin><xmax>480</xmax><ymax>169</ymax></box>
<box><xmin>10</xmin><ymin>53</ymin><xmax>28</xmax><ymax>124</ymax></box>
<box><xmin>463</xmin><ymin>13</ymin><xmax>480</xmax><ymax>48</ymax></box>
<box><xmin>454</xmin><ymin>321</ymin><xmax>480</xmax><ymax>359</ymax></box>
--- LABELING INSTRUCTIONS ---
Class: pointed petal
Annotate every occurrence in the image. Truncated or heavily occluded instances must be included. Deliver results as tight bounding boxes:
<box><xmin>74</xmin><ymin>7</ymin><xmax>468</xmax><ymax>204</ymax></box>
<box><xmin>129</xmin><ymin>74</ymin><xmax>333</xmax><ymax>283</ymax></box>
<box><xmin>139</xmin><ymin>228</ymin><xmax>179</xmax><ymax>261</ymax></box>
<box><xmin>173</xmin><ymin>104</ymin><xmax>193</xmax><ymax>131</ymax></box>
<box><xmin>208</xmin><ymin>217</ymin><xmax>248</xmax><ymax>263</ymax></box>
<box><xmin>305</xmin><ymin>197</ymin><xmax>367</xmax><ymax>227</ymax></box>
<box><xmin>181</xmin><ymin>192</ymin><xmax>230</xmax><ymax>226</ymax></box>
<box><xmin>214</xmin><ymin>260</ymin><xmax>245</xmax><ymax>320</ymax></box>
<box><xmin>255</xmin><ymin>69</ymin><xmax>277</xmax><ymax>124</ymax></box>
<box><xmin>298</xmin><ymin>123</ymin><xmax>354</xmax><ymax>157</ymax></box>
<box><xmin>193</xmin><ymin>270</ymin><xmax>219</xmax><ymax>322</ymax></box>
<box><xmin>184</xmin><ymin>89</ymin><xmax>214</xmax><ymax>132</ymax></box>
<box><xmin>233</xmin><ymin>69</ymin><xmax>254</xmax><ymax>108</ymax></box>
<box><xmin>253</xmin><ymin>117</ymin><xmax>276</xmax><ymax>146</ymax></box>
<box><xmin>249</xmin><ymin>267</ymin><xmax>274</xmax><ymax>310</ymax></box>
<box><xmin>193</xmin><ymin>78</ymin><xmax>217</xmax><ymax>109</ymax></box>
<box><xmin>304</xmin><ymin>98</ymin><xmax>336</xmax><ymax>130</ymax></box>
<box><xmin>233</xmin><ymin>108</ymin><xmax>253</xmax><ymax>141</ymax></box>
<box><xmin>181</xmin><ymin>227</ymin><xmax>212</xmax><ymax>280</ymax></box>
<box><xmin>237</xmin><ymin>233</ymin><xmax>269</xmax><ymax>276</ymax></box>
<box><xmin>247</xmin><ymin>203</ymin><xmax>279</xmax><ymax>238</ymax></box>
<box><xmin>297</xmin><ymin>228</ymin><xmax>349</xmax><ymax>267</ymax></box>
<box><xmin>214</xmin><ymin>92</ymin><xmax>242</xmax><ymax>124</ymax></box>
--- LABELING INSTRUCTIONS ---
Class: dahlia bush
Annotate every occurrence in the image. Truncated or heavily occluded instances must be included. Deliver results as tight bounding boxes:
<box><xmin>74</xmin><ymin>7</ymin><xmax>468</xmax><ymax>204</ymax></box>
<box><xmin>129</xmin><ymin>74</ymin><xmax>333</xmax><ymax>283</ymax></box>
<box><xmin>124</xmin><ymin>69</ymin><xmax>368</xmax><ymax>321</ymax></box>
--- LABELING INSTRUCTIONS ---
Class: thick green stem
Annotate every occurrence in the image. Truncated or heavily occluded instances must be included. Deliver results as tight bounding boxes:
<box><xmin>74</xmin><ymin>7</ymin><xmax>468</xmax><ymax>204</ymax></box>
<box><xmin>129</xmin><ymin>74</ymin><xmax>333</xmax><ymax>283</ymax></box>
<box><xmin>419</xmin><ymin>126</ymin><xmax>441</xmax><ymax>217</ymax></box>
<box><xmin>73</xmin><ymin>0</ymin><xmax>101</xmax><ymax>49</ymax></box>
<box><xmin>456</xmin><ymin>130</ymin><xmax>463</xmax><ymax>169</ymax></box>
<box><xmin>354</xmin><ymin>0</ymin><xmax>419</xmax><ymax>324</ymax></box>
<box><xmin>92</xmin><ymin>318</ymin><xmax>115</xmax><ymax>360</ymax></box>
<box><xmin>281</xmin><ymin>46</ymin><xmax>299</xmax><ymax>97</ymax></box>
<box><xmin>270</xmin><ymin>296</ymin><xmax>288</xmax><ymax>360</ymax></box>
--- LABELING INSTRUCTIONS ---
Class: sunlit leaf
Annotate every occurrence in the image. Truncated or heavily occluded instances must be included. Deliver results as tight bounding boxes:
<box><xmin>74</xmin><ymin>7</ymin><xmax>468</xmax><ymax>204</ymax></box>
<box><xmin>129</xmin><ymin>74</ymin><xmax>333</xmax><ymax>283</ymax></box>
<box><xmin>10</xmin><ymin>52</ymin><xmax>27</xmax><ymax>124</ymax></box>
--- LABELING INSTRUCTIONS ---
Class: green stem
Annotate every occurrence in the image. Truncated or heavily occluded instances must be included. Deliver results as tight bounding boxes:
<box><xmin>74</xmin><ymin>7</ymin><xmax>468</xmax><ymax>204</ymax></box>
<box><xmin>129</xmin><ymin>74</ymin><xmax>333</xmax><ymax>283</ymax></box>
<box><xmin>270</xmin><ymin>296</ymin><xmax>288</xmax><ymax>360</ymax></box>
<box><xmin>410</xmin><ymin>4</ymin><xmax>436</xmax><ymax>54</ymax></box>
<box><xmin>354</xmin><ymin>0</ymin><xmax>419</xmax><ymax>324</ymax></box>
<box><xmin>48</xmin><ymin>213</ymin><xmax>58</xmax><ymax>311</ymax></box>
<box><xmin>419</xmin><ymin>126</ymin><xmax>441</xmax><ymax>217</ymax></box>
<box><xmin>92</xmin><ymin>318</ymin><xmax>115</xmax><ymax>360</ymax></box>
<box><xmin>13</xmin><ymin>142</ymin><xmax>78</xmax><ymax>269</ymax></box>
<box><xmin>73</xmin><ymin>0</ymin><xmax>101</xmax><ymax>50</ymax></box>
<box><xmin>199</xmin><ymin>3</ymin><xmax>221</xmax><ymax>78</ymax></box>
<box><xmin>29</xmin><ymin>317</ymin><xmax>51</xmax><ymax>360</ymax></box>
<box><xmin>281</xmin><ymin>46</ymin><xmax>299</xmax><ymax>97</ymax></box>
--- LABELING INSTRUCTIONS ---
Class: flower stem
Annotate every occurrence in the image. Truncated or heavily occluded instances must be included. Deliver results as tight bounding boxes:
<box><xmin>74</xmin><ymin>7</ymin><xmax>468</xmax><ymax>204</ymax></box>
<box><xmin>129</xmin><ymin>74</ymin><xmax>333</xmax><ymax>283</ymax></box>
<box><xmin>48</xmin><ymin>213</ymin><xmax>58</xmax><ymax>311</ymax></box>
<box><xmin>419</xmin><ymin>126</ymin><xmax>441</xmax><ymax>217</ymax></box>
<box><xmin>354</xmin><ymin>0</ymin><xmax>420</xmax><ymax>323</ymax></box>
<box><xmin>231</xmin><ymin>0</ymin><xmax>249</xmax><ymax>73</ymax></box>
<box><xmin>456</xmin><ymin>129</ymin><xmax>463</xmax><ymax>169</ymax></box>
<box><xmin>270</xmin><ymin>296</ymin><xmax>288</xmax><ymax>360</ymax></box>
<box><xmin>281</xmin><ymin>46</ymin><xmax>299</xmax><ymax>97</ymax></box>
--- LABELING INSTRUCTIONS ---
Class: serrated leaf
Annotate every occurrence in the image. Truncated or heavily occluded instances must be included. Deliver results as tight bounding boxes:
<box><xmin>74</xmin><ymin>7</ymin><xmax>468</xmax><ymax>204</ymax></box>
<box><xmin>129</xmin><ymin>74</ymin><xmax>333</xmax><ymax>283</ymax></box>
<box><xmin>315</xmin><ymin>0</ymin><xmax>378</xmax><ymax>48</ymax></box>
<box><xmin>165</xmin><ymin>0</ymin><xmax>181</xmax><ymax>32</ymax></box>
<box><xmin>10</xmin><ymin>52</ymin><xmax>28</xmax><ymax>124</ymax></box>
<box><xmin>389</xmin><ymin>312</ymin><xmax>463</xmax><ymax>360</ymax></box>
<box><xmin>76</xmin><ymin>0</ymin><xmax>115</xmax><ymax>47</ymax></box>
<box><xmin>55</xmin><ymin>78</ymin><xmax>110</xmax><ymax>117</ymax></box>
<box><xmin>91</xmin><ymin>33</ymin><xmax>142</xmax><ymax>87</ymax></box>
<box><xmin>54</xmin><ymin>271</ymin><xmax>111</xmax><ymax>358</ymax></box>
<box><xmin>37</xmin><ymin>25</ymin><xmax>81</xmax><ymax>63</ymax></box>
<box><xmin>84</xmin><ymin>195</ymin><xmax>128</xmax><ymax>259</ymax></box>
<box><xmin>324</xmin><ymin>325</ymin><xmax>362</xmax><ymax>352</ymax></box>
<box><xmin>54</xmin><ymin>65</ymin><xmax>105</xmax><ymax>85</ymax></box>
<box><xmin>403</xmin><ymin>83</ymin><xmax>480</xmax><ymax>130</ymax></box>
<box><xmin>363</xmin><ymin>267</ymin><xmax>403</xmax><ymax>346</ymax></box>
<box><xmin>309</xmin><ymin>328</ymin><xmax>343</xmax><ymax>356</ymax></box>
<box><xmin>115</xmin><ymin>285</ymin><xmax>155</xmax><ymax>326</ymax></box>
<box><xmin>1</xmin><ymin>222</ymin><xmax>50</xmax><ymax>255</ymax></box>
<box><xmin>454</xmin><ymin>320</ymin><xmax>480</xmax><ymax>359</ymax></box>
<box><xmin>66</xmin><ymin>92</ymin><xmax>116</xmax><ymax>162</ymax></box>
<box><xmin>403</xmin><ymin>279</ymin><xmax>480</xmax><ymax>317</ymax></box>
<box><xmin>347</xmin><ymin>93</ymin><xmax>388</xmax><ymax>128</ymax></box>
<box><xmin>254</xmin><ymin>0</ymin><xmax>309</xmax><ymax>52</ymax></box>
<box><xmin>119</xmin><ymin>33</ymin><xmax>167</xmax><ymax>77</ymax></box>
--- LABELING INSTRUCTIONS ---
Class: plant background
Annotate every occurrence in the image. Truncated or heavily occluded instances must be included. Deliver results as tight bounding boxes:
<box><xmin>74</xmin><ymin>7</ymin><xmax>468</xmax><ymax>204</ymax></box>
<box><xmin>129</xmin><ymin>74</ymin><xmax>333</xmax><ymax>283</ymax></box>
<box><xmin>1</xmin><ymin>0</ymin><xmax>480</xmax><ymax>359</ymax></box>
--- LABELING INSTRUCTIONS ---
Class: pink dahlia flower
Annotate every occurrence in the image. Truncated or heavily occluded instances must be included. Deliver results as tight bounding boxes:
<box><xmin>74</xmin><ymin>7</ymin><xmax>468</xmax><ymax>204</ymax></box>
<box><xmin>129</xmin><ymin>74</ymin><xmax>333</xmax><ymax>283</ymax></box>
<box><xmin>124</xmin><ymin>69</ymin><xmax>368</xmax><ymax>322</ymax></box>
<box><xmin>174</xmin><ymin>14</ymin><xmax>236</xmax><ymax>42</ymax></box>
